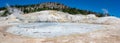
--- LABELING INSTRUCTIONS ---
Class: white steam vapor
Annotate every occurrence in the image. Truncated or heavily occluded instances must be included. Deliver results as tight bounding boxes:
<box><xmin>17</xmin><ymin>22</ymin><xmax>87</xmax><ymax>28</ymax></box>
<box><xmin>102</xmin><ymin>9</ymin><xmax>109</xmax><ymax>14</ymax></box>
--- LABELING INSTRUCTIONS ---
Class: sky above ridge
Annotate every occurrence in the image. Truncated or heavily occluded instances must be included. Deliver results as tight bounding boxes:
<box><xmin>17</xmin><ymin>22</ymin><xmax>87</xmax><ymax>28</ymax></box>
<box><xmin>0</xmin><ymin>0</ymin><xmax>120</xmax><ymax>17</ymax></box>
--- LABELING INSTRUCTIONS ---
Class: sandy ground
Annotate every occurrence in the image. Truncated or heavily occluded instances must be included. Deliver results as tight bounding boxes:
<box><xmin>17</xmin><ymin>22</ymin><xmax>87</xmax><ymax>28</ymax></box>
<box><xmin>0</xmin><ymin>24</ymin><xmax>120</xmax><ymax>43</ymax></box>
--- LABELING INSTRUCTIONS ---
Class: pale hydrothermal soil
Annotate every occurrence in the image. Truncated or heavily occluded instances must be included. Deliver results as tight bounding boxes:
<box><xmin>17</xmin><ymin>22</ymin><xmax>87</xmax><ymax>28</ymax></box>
<box><xmin>0</xmin><ymin>5</ymin><xmax>120</xmax><ymax>38</ymax></box>
<box><xmin>0</xmin><ymin>10</ymin><xmax>120</xmax><ymax>38</ymax></box>
<box><xmin>1</xmin><ymin>10</ymin><xmax>120</xmax><ymax>25</ymax></box>
<box><xmin>1</xmin><ymin>4</ymin><xmax>120</xmax><ymax>25</ymax></box>
<box><xmin>0</xmin><ymin>5</ymin><xmax>120</xmax><ymax>43</ymax></box>
<box><xmin>6</xmin><ymin>23</ymin><xmax>107</xmax><ymax>38</ymax></box>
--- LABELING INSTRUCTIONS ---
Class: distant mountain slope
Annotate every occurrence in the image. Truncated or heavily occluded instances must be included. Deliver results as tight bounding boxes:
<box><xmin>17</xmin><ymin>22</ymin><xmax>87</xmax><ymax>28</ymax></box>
<box><xmin>0</xmin><ymin>2</ymin><xmax>109</xmax><ymax>17</ymax></box>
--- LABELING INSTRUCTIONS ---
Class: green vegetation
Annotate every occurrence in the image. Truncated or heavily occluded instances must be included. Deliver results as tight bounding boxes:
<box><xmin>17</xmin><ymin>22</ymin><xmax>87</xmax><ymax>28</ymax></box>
<box><xmin>0</xmin><ymin>2</ymin><xmax>109</xmax><ymax>17</ymax></box>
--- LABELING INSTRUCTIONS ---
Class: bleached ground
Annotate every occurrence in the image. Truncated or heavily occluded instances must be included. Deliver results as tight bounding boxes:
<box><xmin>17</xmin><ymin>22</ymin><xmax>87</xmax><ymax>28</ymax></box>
<box><xmin>0</xmin><ymin>10</ymin><xmax>119</xmax><ymax>38</ymax></box>
<box><xmin>0</xmin><ymin>10</ymin><xmax>120</xmax><ymax>43</ymax></box>
<box><xmin>6</xmin><ymin>23</ymin><xmax>107</xmax><ymax>38</ymax></box>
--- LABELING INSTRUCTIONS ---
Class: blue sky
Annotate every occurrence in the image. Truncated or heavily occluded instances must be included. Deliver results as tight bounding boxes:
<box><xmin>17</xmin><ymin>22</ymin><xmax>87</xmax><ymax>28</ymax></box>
<box><xmin>0</xmin><ymin>0</ymin><xmax>120</xmax><ymax>17</ymax></box>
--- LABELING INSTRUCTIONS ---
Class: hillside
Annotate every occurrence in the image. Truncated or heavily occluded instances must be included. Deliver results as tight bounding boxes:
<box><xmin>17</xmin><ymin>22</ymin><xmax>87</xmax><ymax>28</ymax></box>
<box><xmin>0</xmin><ymin>2</ymin><xmax>109</xmax><ymax>17</ymax></box>
<box><xmin>0</xmin><ymin>10</ymin><xmax>120</xmax><ymax>43</ymax></box>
